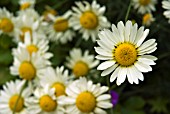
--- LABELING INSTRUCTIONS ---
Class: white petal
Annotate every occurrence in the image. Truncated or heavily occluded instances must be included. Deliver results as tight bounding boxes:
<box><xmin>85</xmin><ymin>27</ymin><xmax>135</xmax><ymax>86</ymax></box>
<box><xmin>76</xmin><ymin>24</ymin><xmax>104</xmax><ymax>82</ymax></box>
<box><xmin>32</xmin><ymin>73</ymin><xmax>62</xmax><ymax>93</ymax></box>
<box><xmin>96</xmin><ymin>94</ymin><xmax>111</xmax><ymax>101</ymax></box>
<box><xmin>101</xmin><ymin>64</ymin><xmax>118</xmax><ymax>76</ymax></box>
<box><xmin>134</xmin><ymin>61</ymin><xmax>152</xmax><ymax>72</ymax></box>
<box><xmin>97</xmin><ymin>61</ymin><xmax>116</xmax><ymax>70</ymax></box>
<box><xmin>97</xmin><ymin>102</ymin><xmax>113</xmax><ymax>109</ymax></box>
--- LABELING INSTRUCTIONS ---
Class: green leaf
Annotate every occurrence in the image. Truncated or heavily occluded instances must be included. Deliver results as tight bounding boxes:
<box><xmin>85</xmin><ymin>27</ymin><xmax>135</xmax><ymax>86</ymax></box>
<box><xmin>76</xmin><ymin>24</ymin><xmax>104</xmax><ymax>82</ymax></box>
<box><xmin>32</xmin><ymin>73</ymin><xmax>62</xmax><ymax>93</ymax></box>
<box><xmin>0</xmin><ymin>49</ymin><xmax>13</xmax><ymax>65</ymax></box>
<box><xmin>122</xmin><ymin>108</ymin><xmax>145</xmax><ymax>114</ymax></box>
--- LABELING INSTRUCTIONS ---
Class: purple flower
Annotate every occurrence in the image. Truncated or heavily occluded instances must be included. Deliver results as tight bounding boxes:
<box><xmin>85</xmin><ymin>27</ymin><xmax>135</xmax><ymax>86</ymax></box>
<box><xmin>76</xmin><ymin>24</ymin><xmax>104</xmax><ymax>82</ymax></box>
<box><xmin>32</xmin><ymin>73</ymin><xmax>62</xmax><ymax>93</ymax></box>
<box><xmin>110</xmin><ymin>90</ymin><xmax>119</xmax><ymax>107</ymax></box>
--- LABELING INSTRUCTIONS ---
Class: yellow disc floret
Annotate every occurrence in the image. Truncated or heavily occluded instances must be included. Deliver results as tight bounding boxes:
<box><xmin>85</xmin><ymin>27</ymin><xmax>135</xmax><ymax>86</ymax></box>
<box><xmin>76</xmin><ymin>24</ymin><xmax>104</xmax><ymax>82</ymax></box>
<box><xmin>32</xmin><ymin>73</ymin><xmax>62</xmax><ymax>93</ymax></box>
<box><xmin>39</xmin><ymin>95</ymin><xmax>57</xmax><ymax>112</ymax></box>
<box><xmin>142</xmin><ymin>13</ymin><xmax>151</xmax><ymax>25</ymax></box>
<box><xmin>80</xmin><ymin>11</ymin><xmax>98</xmax><ymax>29</ymax></box>
<box><xmin>9</xmin><ymin>95</ymin><xmax>24</xmax><ymax>112</ymax></box>
<box><xmin>73</xmin><ymin>61</ymin><xmax>89</xmax><ymax>77</ymax></box>
<box><xmin>53</xmin><ymin>18</ymin><xmax>68</xmax><ymax>32</ymax></box>
<box><xmin>20</xmin><ymin>2</ymin><xmax>31</xmax><ymax>10</ymax></box>
<box><xmin>52</xmin><ymin>83</ymin><xmax>66</xmax><ymax>97</ymax></box>
<box><xmin>114</xmin><ymin>43</ymin><xmax>137</xmax><ymax>66</ymax></box>
<box><xmin>19</xmin><ymin>61</ymin><xmax>36</xmax><ymax>80</ymax></box>
<box><xmin>27</xmin><ymin>44</ymin><xmax>38</xmax><ymax>55</ymax></box>
<box><xmin>0</xmin><ymin>18</ymin><xmax>14</xmax><ymax>33</ymax></box>
<box><xmin>20</xmin><ymin>27</ymin><xmax>32</xmax><ymax>42</ymax></box>
<box><xmin>76</xmin><ymin>91</ymin><xmax>96</xmax><ymax>113</ymax></box>
<box><xmin>139</xmin><ymin>0</ymin><xmax>151</xmax><ymax>6</ymax></box>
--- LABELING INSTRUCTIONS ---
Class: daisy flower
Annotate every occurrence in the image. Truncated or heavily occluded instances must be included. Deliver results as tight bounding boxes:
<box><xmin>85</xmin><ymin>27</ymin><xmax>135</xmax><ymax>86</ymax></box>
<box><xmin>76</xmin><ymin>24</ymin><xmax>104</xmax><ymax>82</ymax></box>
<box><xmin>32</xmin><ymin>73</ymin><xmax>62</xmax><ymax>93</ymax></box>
<box><xmin>39</xmin><ymin>66</ymin><xmax>70</xmax><ymax>97</ymax></box>
<box><xmin>64</xmin><ymin>77</ymin><xmax>112</xmax><ymax>114</ymax></box>
<box><xmin>42</xmin><ymin>7</ymin><xmax>57</xmax><ymax>22</ymax></box>
<box><xmin>10</xmin><ymin>46</ymin><xmax>49</xmax><ymax>81</ymax></box>
<box><xmin>65</xmin><ymin>48</ymin><xmax>99</xmax><ymax>78</ymax></box>
<box><xmin>132</xmin><ymin>0</ymin><xmax>157</xmax><ymax>14</ymax></box>
<box><xmin>46</xmin><ymin>11</ymin><xmax>75</xmax><ymax>44</ymax></box>
<box><xmin>0</xmin><ymin>80</ymin><xmax>32</xmax><ymax>114</ymax></box>
<box><xmin>26</xmin><ymin>85</ymin><xmax>65</xmax><ymax>114</ymax></box>
<box><xmin>95</xmin><ymin>21</ymin><xmax>157</xmax><ymax>85</ymax></box>
<box><xmin>70</xmin><ymin>0</ymin><xmax>110</xmax><ymax>42</ymax></box>
<box><xmin>0</xmin><ymin>8</ymin><xmax>17</xmax><ymax>36</ymax></box>
<box><xmin>142</xmin><ymin>13</ymin><xmax>155</xmax><ymax>26</ymax></box>
<box><xmin>162</xmin><ymin>0</ymin><xmax>170</xmax><ymax>23</ymax></box>
<box><xmin>19</xmin><ymin>0</ymin><xmax>35</xmax><ymax>10</ymax></box>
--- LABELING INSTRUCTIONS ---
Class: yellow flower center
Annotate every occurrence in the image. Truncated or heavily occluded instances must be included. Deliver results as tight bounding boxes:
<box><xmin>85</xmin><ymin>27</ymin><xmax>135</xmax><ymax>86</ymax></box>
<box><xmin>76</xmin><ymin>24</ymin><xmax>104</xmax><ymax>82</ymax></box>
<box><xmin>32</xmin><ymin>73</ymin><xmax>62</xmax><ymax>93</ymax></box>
<box><xmin>20</xmin><ymin>2</ymin><xmax>31</xmax><ymax>10</ymax></box>
<box><xmin>76</xmin><ymin>91</ymin><xmax>96</xmax><ymax>113</ymax></box>
<box><xmin>142</xmin><ymin>13</ymin><xmax>151</xmax><ymax>24</ymax></box>
<box><xmin>80</xmin><ymin>11</ymin><xmax>98</xmax><ymax>29</ymax></box>
<box><xmin>73</xmin><ymin>61</ymin><xmax>89</xmax><ymax>77</ymax></box>
<box><xmin>19</xmin><ymin>61</ymin><xmax>36</xmax><ymax>80</ymax></box>
<box><xmin>114</xmin><ymin>43</ymin><xmax>137</xmax><ymax>66</ymax></box>
<box><xmin>52</xmin><ymin>83</ymin><xmax>66</xmax><ymax>97</ymax></box>
<box><xmin>20</xmin><ymin>27</ymin><xmax>32</xmax><ymax>42</ymax></box>
<box><xmin>9</xmin><ymin>95</ymin><xmax>24</xmax><ymax>112</ymax></box>
<box><xmin>39</xmin><ymin>95</ymin><xmax>57</xmax><ymax>112</ymax></box>
<box><xmin>27</xmin><ymin>44</ymin><xmax>38</xmax><ymax>55</ymax></box>
<box><xmin>139</xmin><ymin>0</ymin><xmax>151</xmax><ymax>6</ymax></box>
<box><xmin>53</xmin><ymin>18</ymin><xmax>68</xmax><ymax>32</ymax></box>
<box><xmin>0</xmin><ymin>18</ymin><xmax>14</xmax><ymax>33</ymax></box>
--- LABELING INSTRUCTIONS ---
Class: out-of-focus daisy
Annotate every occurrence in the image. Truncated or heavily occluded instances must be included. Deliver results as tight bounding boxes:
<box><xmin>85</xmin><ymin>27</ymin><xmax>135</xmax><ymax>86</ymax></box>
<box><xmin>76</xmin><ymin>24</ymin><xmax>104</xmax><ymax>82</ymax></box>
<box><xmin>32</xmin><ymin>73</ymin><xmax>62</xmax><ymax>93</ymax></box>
<box><xmin>162</xmin><ymin>0</ymin><xmax>170</xmax><ymax>23</ymax></box>
<box><xmin>65</xmin><ymin>48</ymin><xmax>99</xmax><ymax>78</ymax></box>
<box><xmin>95</xmin><ymin>21</ymin><xmax>157</xmax><ymax>85</ymax></box>
<box><xmin>10</xmin><ymin>46</ymin><xmax>49</xmax><ymax>81</ymax></box>
<box><xmin>64</xmin><ymin>77</ymin><xmax>112</xmax><ymax>114</ymax></box>
<box><xmin>132</xmin><ymin>0</ymin><xmax>157</xmax><ymax>14</ymax></box>
<box><xmin>0</xmin><ymin>80</ymin><xmax>32</xmax><ymax>114</ymax></box>
<box><xmin>42</xmin><ymin>7</ymin><xmax>57</xmax><ymax>22</ymax></box>
<box><xmin>142</xmin><ymin>13</ymin><xmax>155</xmax><ymax>26</ymax></box>
<box><xmin>0</xmin><ymin>8</ymin><xmax>17</xmax><ymax>36</ymax></box>
<box><xmin>26</xmin><ymin>85</ymin><xmax>65</xmax><ymax>114</ymax></box>
<box><xmin>19</xmin><ymin>32</ymin><xmax>53</xmax><ymax>61</ymax></box>
<box><xmin>70</xmin><ymin>0</ymin><xmax>110</xmax><ymax>42</ymax></box>
<box><xmin>46</xmin><ymin>11</ymin><xmax>75</xmax><ymax>44</ymax></box>
<box><xmin>19</xmin><ymin>0</ymin><xmax>35</xmax><ymax>10</ymax></box>
<box><xmin>39</xmin><ymin>66</ymin><xmax>70</xmax><ymax>97</ymax></box>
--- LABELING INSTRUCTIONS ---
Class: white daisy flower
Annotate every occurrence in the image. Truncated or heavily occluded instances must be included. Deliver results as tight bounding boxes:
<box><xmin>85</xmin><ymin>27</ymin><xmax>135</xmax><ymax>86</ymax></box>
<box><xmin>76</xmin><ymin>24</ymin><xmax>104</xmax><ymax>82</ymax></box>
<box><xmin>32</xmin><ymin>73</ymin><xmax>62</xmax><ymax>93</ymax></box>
<box><xmin>70</xmin><ymin>0</ymin><xmax>110</xmax><ymax>42</ymax></box>
<box><xmin>142</xmin><ymin>13</ymin><xmax>155</xmax><ymax>26</ymax></box>
<box><xmin>19</xmin><ymin>0</ymin><xmax>35</xmax><ymax>10</ymax></box>
<box><xmin>10</xmin><ymin>46</ymin><xmax>49</xmax><ymax>81</ymax></box>
<box><xmin>95</xmin><ymin>21</ymin><xmax>157</xmax><ymax>86</ymax></box>
<box><xmin>0</xmin><ymin>7</ymin><xmax>17</xmax><ymax>36</ymax></box>
<box><xmin>18</xmin><ymin>32</ymin><xmax>53</xmax><ymax>60</ymax></box>
<box><xmin>65</xmin><ymin>48</ymin><xmax>99</xmax><ymax>78</ymax></box>
<box><xmin>42</xmin><ymin>7</ymin><xmax>57</xmax><ymax>22</ymax></box>
<box><xmin>39</xmin><ymin>66</ymin><xmax>70</xmax><ymax>97</ymax></box>
<box><xmin>132</xmin><ymin>0</ymin><xmax>157</xmax><ymax>14</ymax></box>
<box><xmin>26</xmin><ymin>85</ymin><xmax>65</xmax><ymax>114</ymax></box>
<box><xmin>64</xmin><ymin>77</ymin><xmax>112</xmax><ymax>114</ymax></box>
<box><xmin>0</xmin><ymin>80</ymin><xmax>32</xmax><ymax>114</ymax></box>
<box><xmin>46</xmin><ymin>11</ymin><xmax>75</xmax><ymax>44</ymax></box>
<box><xmin>162</xmin><ymin>0</ymin><xmax>170</xmax><ymax>23</ymax></box>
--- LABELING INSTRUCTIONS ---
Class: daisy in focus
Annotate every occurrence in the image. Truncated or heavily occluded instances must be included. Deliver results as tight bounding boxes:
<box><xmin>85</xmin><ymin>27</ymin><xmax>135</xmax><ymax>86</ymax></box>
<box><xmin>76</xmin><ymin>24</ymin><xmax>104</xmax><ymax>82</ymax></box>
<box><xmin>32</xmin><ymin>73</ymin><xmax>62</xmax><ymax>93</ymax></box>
<box><xmin>142</xmin><ymin>13</ymin><xmax>155</xmax><ymax>26</ymax></box>
<box><xmin>65</xmin><ymin>77</ymin><xmax>112</xmax><ymax>114</ymax></box>
<box><xmin>132</xmin><ymin>0</ymin><xmax>157</xmax><ymax>14</ymax></box>
<box><xmin>65</xmin><ymin>48</ymin><xmax>99</xmax><ymax>78</ymax></box>
<box><xmin>26</xmin><ymin>85</ymin><xmax>65</xmax><ymax>114</ymax></box>
<box><xmin>95</xmin><ymin>20</ymin><xmax>157</xmax><ymax>85</ymax></box>
<box><xmin>70</xmin><ymin>0</ymin><xmax>110</xmax><ymax>42</ymax></box>
<box><xmin>162</xmin><ymin>0</ymin><xmax>170</xmax><ymax>23</ymax></box>
<box><xmin>0</xmin><ymin>80</ymin><xmax>32</xmax><ymax>114</ymax></box>
<box><xmin>46</xmin><ymin>11</ymin><xmax>75</xmax><ymax>44</ymax></box>
<box><xmin>19</xmin><ymin>0</ymin><xmax>35</xmax><ymax>10</ymax></box>
<box><xmin>39</xmin><ymin>66</ymin><xmax>70</xmax><ymax>97</ymax></box>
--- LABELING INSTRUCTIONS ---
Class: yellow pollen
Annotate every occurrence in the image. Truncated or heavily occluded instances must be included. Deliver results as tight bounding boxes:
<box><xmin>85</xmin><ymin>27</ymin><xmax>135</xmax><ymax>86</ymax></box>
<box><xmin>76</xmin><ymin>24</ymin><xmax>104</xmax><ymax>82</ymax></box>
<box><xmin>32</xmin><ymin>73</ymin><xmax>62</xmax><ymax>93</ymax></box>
<box><xmin>139</xmin><ymin>0</ymin><xmax>151</xmax><ymax>6</ymax></box>
<box><xmin>76</xmin><ymin>91</ymin><xmax>96</xmax><ymax>113</ymax></box>
<box><xmin>53</xmin><ymin>18</ymin><xmax>68</xmax><ymax>32</ymax></box>
<box><xmin>73</xmin><ymin>61</ymin><xmax>89</xmax><ymax>77</ymax></box>
<box><xmin>0</xmin><ymin>18</ymin><xmax>14</xmax><ymax>33</ymax></box>
<box><xmin>9</xmin><ymin>95</ymin><xmax>24</xmax><ymax>112</ymax></box>
<box><xmin>114</xmin><ymin>43</ymin><xmax>137</xmax><ymax>66</ymax></box>
<box><xmin>80</xmin><ymin>11</ymin><xmax>98</xmax><ymax>29</ymax></box>
<box><xmin>27</xmin><ymin>44</ymin><xmax>38</xmax><ymax>55</ymax></box>
<box><xmin>142</xmin><ymin>13</ymin><xmax>151</xmax><ymax>25</ymax></box>
<box><xmin>20</xmin><ymin>27</ymin><xmax>32</xmax><ymax>42</ymax></box>
<box><xmin>39</xmin><ymin>95</ymin><xmax>57</xmax><ymax>112</ymax></box>
<box><xmin>20</xmin><ymin>2</ymin><xmax>31</xmax><ymax>10</ymax></box>
<box><xmin>52</xmin><ymin>83</ymin><xmax>66</xmax><ymax>97</ymax></box>
<box><xmin>19</xmin><ymin>61</ymin><xmax>36</xmax><ymax>80</ymax></box>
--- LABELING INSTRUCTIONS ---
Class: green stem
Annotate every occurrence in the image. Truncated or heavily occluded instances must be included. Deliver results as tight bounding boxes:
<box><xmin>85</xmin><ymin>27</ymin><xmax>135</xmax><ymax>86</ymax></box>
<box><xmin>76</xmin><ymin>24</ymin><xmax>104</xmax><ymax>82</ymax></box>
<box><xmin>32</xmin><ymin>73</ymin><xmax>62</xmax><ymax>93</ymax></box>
<box><xmin>125</xmin><ymin>0</ymin><xmax>132</xmax><ymax>22</ymax></box>
<box><xmin>13</xmin><ymin>81</ymin><xmax>28</xmax><ymax>114</ymax></box>
<box><xmin>52</xmin><ymin>0</ymin><xmax>68</xmax><ymax>9</ymax></box>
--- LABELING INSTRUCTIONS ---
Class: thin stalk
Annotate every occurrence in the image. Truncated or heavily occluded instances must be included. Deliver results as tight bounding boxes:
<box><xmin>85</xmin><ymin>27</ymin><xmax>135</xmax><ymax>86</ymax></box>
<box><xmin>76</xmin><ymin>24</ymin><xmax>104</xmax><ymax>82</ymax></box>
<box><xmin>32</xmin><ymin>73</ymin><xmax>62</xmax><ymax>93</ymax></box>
<box><xmin>125</xmin><ymin>0</ymin><xmax>132</xmax><ymax>22</ymax></box>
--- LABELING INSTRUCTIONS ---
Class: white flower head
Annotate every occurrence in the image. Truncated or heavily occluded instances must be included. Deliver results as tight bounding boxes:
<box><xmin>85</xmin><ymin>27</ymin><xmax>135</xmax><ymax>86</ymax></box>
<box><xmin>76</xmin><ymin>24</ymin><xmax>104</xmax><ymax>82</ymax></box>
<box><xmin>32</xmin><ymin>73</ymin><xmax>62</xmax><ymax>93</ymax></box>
<box><xmin>142</xmin><ymin>13</ymin><xmax>155</xmax><ymax>26</ymax></box>
<box><xmin>19</xmin><ymin>0</ymin><xmax>36</xmax><ymax>10</ymax></box>
<box><xmin>162</xmin><ymin>0</ymin><xmax>170</xmax><ymax>23</ymax></box>
<box><xmin>95</xmin><ymin>20</ymin><xmax>157</xmax><ymax>86</ymax></box>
